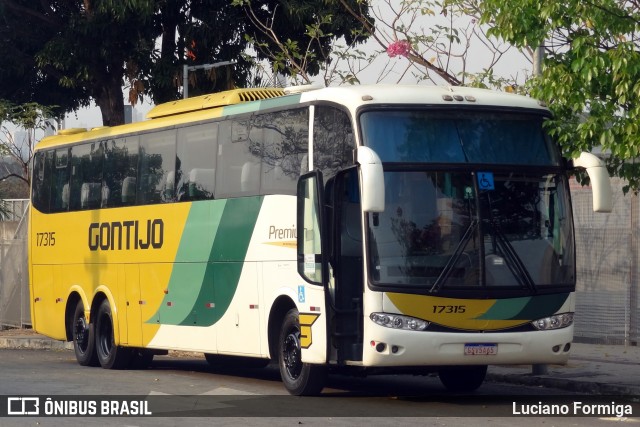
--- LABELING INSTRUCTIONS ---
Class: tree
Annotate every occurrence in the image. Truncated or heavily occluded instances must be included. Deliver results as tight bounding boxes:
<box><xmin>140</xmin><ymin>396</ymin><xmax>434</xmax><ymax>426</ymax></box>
<box><xmin>232</xmin><ymin>0</ymin><xmax>371</xmax><ymax>86</ymax></box>
<box><xmin>478</xmin><ymin>0</ymin><xmax>640</xmax><ymax>191</ymax></box>
<box><xmin>0</xmin><ymin>0</ymin><xmax>366</xmax><ymax>127</ymax></box>
<box><xmin>0</xmin><ymin>101</ymin><xmax>55</xmax><ymax>189</ymax></box>
<box><xmin>332</xmin><ymin>0</ymin><xmax>530</xmax><ymax>88</ymax></box>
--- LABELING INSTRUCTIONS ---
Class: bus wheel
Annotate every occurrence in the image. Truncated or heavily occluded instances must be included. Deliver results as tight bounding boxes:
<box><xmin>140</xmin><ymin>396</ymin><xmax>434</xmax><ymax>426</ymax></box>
<box><xmin>278</xmin><ymin>308</ymin><xmax>326</xmax><ymax>396</ymax></box>
<box><xmin>95</xmin><ymin>299</ymin><xmax>132</xmax><ymax>369</ymax></box>
<box><xmin>72</xmin><ymin>300</ymin><xmax>98</xmax><ymax>367</ymax></box>
<box><xmin>438</xmin><ymin>365</ymin><xmax>487</xmax><ymax>392</ymax></box>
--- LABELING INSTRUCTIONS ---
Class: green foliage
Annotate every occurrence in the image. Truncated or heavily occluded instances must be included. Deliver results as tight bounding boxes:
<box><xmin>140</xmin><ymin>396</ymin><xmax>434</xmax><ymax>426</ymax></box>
<box><xmin>479</xmin><ymin>0</ymin><xmax>640</xmax><ymax>191</ymax></box>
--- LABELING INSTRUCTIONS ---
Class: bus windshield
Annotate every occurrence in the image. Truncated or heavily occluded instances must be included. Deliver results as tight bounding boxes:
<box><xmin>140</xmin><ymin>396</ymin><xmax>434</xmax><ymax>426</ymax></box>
<box><xmin>360</xmin><ymin>110</ymin><xmax>561</xmax><ymax>165</ymax></box>
<box><xmin>361</xmin><ymin>110</ymin><xmax>574</xmax><ymax>293</ymax></box>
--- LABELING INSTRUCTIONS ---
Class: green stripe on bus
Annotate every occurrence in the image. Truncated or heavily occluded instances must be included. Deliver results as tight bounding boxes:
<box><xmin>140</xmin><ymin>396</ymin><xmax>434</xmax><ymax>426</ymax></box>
<box><xmin>475</xmin><ymin>293</ymin><xmax>569</xmax><ymax>320</ymax></box>
<box><xmin>150</xmin><ymin>197</ymin><xmax>263</xmax><ymax>326</ymax></box>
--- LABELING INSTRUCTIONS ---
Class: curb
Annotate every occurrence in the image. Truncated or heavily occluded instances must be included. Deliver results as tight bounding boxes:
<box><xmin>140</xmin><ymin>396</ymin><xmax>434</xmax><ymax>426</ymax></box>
<box><xmin>0</xmin><ymin>336</ymin><xmax>72</xmax><ymax>351</ymax></box>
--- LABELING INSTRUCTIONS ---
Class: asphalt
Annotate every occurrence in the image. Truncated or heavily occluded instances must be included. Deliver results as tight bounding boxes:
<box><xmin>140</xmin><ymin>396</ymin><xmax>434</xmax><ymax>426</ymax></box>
<box><xmin>0</xmin><ymin>330</ymin><xmax>638</xmax><ymax>395</ymax></box>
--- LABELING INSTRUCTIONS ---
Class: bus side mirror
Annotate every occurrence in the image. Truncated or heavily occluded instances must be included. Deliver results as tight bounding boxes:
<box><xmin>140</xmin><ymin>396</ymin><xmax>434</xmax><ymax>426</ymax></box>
<box><xmin>357</xmin><ymin>146</ymin><xmax>385</xmax><ymax>212</ymax></box>
<box><xmin>572</xmin><ymin>152</ymin><xmax>613</xmax><ymax>213</ymax></box>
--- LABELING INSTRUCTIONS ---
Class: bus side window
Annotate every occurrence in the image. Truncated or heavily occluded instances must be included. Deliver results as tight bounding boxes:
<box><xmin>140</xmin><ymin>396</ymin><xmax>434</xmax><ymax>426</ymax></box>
<box><xmin>70</xmin><ymin>142</ymin><xmax>103</xmax><ymax>210</ymax></box>
<box><xmin>256</xmin><ymin>109</ymin><xmax>308</xmax><ymax>196</ymax></box>
<box><xmin>313</xmin><ymin>106</ymin><xmax>354</xmax><ymax>180</ymax></box>
<box><xmin>31</xmin><ymin>151</ymin><xmax>53</xmax><ymax>213</ymax></box>
<box><xmin>176</xmin><ymin>123</ymin><xmax>217</xmax><ymax>201</ymax></box>
<box><xmin>103</xmin><ymin>136</ymin><xmax>139</xmax><ymax>208</ymax></box>
<box><xmin>216</xmin><ymin>119</ymin><xmax>261</xmax><ymax>198</ymax></box>
<box><xmin>50</xmin><ymin>148</ymin><xmax>70</xmax><ymax>212</ymax></box>
<box><xmin>137</xmin><ymin>130</ymin><xmax>176</xmax><ymax>204</ymax></box>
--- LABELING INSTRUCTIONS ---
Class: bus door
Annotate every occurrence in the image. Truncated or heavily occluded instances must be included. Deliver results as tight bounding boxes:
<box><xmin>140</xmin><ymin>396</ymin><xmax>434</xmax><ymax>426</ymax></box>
<box><xmin>327</xmin><ymin>168</ymin><xmax>364</xmax><ymax>362</ymax></box>
<box><xmin>297</xmin><ymin>169</ymin><xmax>364</xmax><ymax>364</ymax></box>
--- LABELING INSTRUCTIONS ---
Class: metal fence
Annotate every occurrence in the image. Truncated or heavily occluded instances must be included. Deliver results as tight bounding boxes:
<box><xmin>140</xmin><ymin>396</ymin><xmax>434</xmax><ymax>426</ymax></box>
<box><xmin>572</xmin><ymin>177</ymin><xmax>639</xmax><ymax>345</ymax></box>
<box><xmin>0</xmin><ymin>201</ymin><xmax>29</xmax><ymax>328</ymax></box>
<box><xmin>0</xmin><ymin>188</ymin><xmax>639</xmax><ymax>344</ymax></box>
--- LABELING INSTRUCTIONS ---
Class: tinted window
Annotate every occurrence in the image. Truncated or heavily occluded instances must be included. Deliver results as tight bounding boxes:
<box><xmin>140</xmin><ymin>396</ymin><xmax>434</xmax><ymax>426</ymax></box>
<box><xmin>103</xmin><ymin>136</ymin><xmax>139</xmax><ymax>207</ymax></box>
<box><xmin>176</xmin><ymin>123</ymin><xmax>217</xmax><ymax>201</ymax></box>
<box><xmin>216</xmin><ymin>119</ymin><xmax>261</xmax><ymax>198</ymax></box>
<box><xmin>314</xmin><ymin>106</ymin><xmax>354</xmax><ymax>180</ymax></box>
<box><xmin>138</xmin><ymin>130</ymin><xmax>176</xmax><ymax>204</ymax></box>
<box><xmin>50</xmin><ymin>148</ymin><xmax>70</xmax><ymax>212</ymax></box>
<box><xmin>255</xmin><ymin>109</ymin><xmax>308</xmax><ymax>195</ymax></box>
<box><xmin>31</xmin><ymin>151</ymin><xmax>52</xmax><ymax>213</ymax></box>
<box><xmin>70</xmin><ymin>142</ymin><xmax>104</xmax><ymax>210</ymax></box>
<box><xmin>360</xmin><ymin>111</ymin><xmax>560</xmax><ymax>165</ymax></box>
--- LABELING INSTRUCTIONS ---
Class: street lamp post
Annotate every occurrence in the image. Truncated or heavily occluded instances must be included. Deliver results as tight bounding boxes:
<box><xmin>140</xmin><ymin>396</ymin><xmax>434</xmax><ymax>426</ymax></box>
<box><xmin>183</xmin><ymin>61</ymin><xmax>237</xmax><ymax>99</ymax></box>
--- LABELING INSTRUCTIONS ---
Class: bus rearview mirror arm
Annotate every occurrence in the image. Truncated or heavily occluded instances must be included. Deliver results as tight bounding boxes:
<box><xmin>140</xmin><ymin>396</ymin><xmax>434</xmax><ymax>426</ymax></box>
<box><xmin>571</xmin><ymin>152</ymin><xmax>613</xmax><ymax>213</ymax></box>
<box><xmin>357</xmin><ymin>146</ymin><xmax>385</xmax><ymax>213</ymax></box>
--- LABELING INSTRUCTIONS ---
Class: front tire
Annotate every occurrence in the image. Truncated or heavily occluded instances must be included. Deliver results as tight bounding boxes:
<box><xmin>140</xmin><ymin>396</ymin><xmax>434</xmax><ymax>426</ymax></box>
<box><xmin>95</xmin><ymin>299</ymin><xmax>132</xmax><ymax>369</ymax></box>
<box><xmin>72</xmin><ymin>300</ymin><xmax>98</xmax><ymax>367</ymax></box>
<box><xmin>438</xmin><ymin>365</ymin><xmax>487</xmax><ymax>392</ymax></box>
<box><xmin>278</xmin><ymin>308</ymin><xmax>326</xmax><ymax>396</ymax></box>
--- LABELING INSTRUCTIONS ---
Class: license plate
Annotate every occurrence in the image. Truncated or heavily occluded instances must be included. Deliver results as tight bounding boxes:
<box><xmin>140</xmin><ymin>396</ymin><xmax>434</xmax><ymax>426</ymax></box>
<box><xmin>464</xmin><ymin>343</ymin><xmax>498</xmax><ymax>355</ymax></box>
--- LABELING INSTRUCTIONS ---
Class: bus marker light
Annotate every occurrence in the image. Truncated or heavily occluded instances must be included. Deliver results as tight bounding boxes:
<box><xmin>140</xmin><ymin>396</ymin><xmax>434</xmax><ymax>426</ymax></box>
<box><xmin>166</xmin><ymin>302</ymin><xmax>173</xmax><ymax>307</ymax></box>
<box><xmin>310</xmin><ymin>306</ymin><xmax>320</xmax><ymax>312</ymax></box>
<box><xmin>205</xmin><ymin>302</ymin><xmax>215</xmax><ymax>308</ymax></box>
<box><xmin>249</xmin><ymin>304</ymin><xmax>258</xmax><ymax>309</ymax></box>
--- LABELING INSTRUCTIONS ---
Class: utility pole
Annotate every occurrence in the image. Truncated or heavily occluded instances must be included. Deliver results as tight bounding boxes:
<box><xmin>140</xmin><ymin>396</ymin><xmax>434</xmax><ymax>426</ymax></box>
<box><xmin>183</xmin><ymin>61</ymin><xmax>237</xmax><ymax>99</ymax></box>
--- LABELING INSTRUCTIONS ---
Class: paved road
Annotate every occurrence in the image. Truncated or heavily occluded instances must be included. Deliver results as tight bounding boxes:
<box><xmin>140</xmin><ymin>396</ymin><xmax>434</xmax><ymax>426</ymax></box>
<box><xmin>0</xmin><ymin>349</ymin><xmax>636</xmax><ymax>426</ymax></box>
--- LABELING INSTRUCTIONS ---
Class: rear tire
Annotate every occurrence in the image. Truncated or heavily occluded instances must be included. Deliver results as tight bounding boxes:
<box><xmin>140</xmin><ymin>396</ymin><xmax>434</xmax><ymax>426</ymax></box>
<box><xmin>278</xmin><ymin>308</ymin><xmax>326</xmax><ymax>396</ymax></box>
<box><xmin>438</xmin><ymin>365</ymin><xmax>487</xmax><ymax>392</ymax></box>
<box><xmin>72</xmin><ymin>300</ymin><xmax>98</xmax><ymax>367</ymax></box>
<box><xmin>95</xmin><ymin>299</ymin><xmax>132</xmax><ymax>369</ymax></box>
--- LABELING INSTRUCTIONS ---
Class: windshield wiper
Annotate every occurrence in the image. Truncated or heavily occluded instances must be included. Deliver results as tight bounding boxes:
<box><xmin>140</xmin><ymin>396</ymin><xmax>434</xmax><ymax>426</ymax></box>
<box><xmin>430</xmin><ymin>219</ymin><xmax>478</xmax><ymax>293</ymax></box>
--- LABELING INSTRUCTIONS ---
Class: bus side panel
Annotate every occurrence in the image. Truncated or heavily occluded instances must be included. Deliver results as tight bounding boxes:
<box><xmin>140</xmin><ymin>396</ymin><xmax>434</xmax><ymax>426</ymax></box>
<box><xmin>31</xmin><ymin>265</ymin><xmax>66</xmax><ymax>340</ymax></box>
<box><xmin>139</xmin><ymin>263</ymin><xmax>170</xmax><ymax>346</ymax></box>
<box><xmin>121</xmin><ymin>264</ymin><xmax>142</xmax><ymax>346</ymax></box>
<box><xmin>215</xmin><ymin>262</ymin><xmax>261</xmax><ymax>356</ymax></box>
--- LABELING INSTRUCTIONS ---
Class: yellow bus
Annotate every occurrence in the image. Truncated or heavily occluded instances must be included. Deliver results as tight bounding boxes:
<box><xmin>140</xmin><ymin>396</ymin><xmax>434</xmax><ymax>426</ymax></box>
<box><xmin>29</xmin><ymin>85</ymin><xmax>612</xmax><ymax>395</ymax></box>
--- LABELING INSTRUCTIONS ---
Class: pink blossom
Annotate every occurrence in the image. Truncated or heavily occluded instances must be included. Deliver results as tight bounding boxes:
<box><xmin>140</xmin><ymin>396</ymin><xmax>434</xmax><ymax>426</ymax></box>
<box><xmin>387</xmin><ymin>40</ymin><xmax>411</xmax><ymax>58</ymax></box>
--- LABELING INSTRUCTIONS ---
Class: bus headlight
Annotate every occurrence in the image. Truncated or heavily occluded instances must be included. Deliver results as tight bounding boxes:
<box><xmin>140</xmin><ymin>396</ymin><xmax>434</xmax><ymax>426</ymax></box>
<box><xmin>531</xmin><ymin>313</ymin><xmax>574</xmax><ymax>330</ymax></box>
<box><xmin>370</xmin><ymin>313</ymin><xmax>429</xmax><ymax>331</ymax></box>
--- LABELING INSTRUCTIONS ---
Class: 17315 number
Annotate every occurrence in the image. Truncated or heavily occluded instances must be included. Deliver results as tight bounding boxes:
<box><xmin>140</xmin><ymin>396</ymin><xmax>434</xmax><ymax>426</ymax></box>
<box><xmin>432</xmin><ymin>305</ymin><xmax>466</xmax><ymax>314</ymax></box>
<box><xmin>36</xmin><ymin>232</ymin><xmax>56</xmax><ymax>247</ymax></box>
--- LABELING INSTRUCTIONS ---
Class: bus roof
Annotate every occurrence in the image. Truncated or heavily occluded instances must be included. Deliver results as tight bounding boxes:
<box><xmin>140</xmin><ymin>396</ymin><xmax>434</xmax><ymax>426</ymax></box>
<box><xmin>36</xmin><ymin>85</ymin><xmax>547</xmax><ymax>151</ymax></box>
<box><xmin>298</xmin><ymin>84</ymin><xmax>547</xmax><ymax>112</ymax></box>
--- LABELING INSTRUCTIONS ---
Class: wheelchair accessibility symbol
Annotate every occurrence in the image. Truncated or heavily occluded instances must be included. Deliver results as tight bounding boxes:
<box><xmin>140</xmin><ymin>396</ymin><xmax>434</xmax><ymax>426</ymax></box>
<box><xmin>477</xmin><ymin>172</ymin><xmax>495</xmax><ymax>190</ymax></box>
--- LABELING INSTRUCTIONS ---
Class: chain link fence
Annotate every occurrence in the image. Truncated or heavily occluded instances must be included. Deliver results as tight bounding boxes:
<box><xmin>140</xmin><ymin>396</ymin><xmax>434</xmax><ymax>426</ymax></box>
<box><xmin>572</xmin><ymin>177</ymin><xmax>639</xmax><ymax>345</ymax></box>
<box><xmin>0</xmin><ymin>200</ymin><xmax>29</xmax><ymax>329</ymax></box>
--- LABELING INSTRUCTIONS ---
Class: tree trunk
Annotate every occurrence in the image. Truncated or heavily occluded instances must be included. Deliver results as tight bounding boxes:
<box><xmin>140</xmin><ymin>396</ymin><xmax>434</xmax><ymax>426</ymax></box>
<box><xmin>95</xmin><ymin>77</ymin><xmax>125</xmax><ymax>127</ymax></box>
